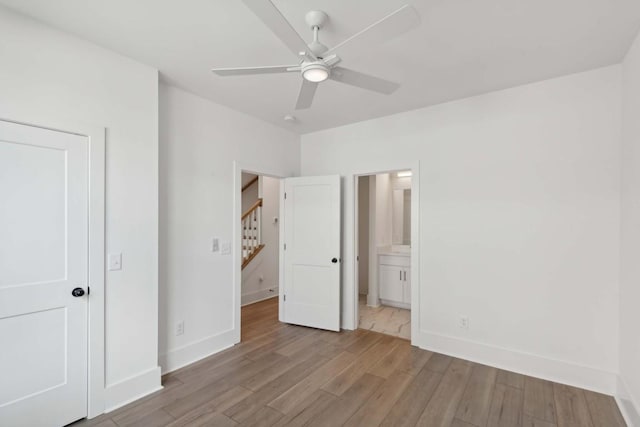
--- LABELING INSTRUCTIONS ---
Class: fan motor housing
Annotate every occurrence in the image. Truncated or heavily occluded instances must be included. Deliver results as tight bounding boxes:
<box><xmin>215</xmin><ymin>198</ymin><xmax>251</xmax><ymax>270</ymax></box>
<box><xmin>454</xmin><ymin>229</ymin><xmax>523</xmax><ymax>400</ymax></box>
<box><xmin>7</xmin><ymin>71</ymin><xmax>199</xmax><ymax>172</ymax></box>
<box><xmin>301</xmin><ymin>61</ymin><xmax>330</xmax><ymax>82</ymax></box>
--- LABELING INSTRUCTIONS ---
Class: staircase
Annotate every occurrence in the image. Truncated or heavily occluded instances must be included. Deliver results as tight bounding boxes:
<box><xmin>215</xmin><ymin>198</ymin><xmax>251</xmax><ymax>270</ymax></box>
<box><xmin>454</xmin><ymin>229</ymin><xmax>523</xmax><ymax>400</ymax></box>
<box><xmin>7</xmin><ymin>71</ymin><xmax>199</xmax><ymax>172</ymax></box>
<box><xmin>242</xmin><ymin>197</ymin><xmax>265</xmax><ymax>269</ymax></box>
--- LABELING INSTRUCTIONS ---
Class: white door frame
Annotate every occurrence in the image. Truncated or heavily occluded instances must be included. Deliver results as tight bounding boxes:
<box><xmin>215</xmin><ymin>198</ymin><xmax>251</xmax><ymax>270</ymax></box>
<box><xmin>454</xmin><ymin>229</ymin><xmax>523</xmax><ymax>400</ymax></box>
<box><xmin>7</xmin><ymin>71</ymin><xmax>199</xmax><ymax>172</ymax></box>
<box><xmin>351</xmin><ymin>161</ymin><xmax>420</xmax><ymax>344</ymax></box>
<box><xmin>0</xmin><ymin>116</ymin><xmax>106</xmax><ymax>418</ymax></box>
<box><xmin>232</xmin><ymin>161</ymin><xmax>289</xmax><ymax>343</ymax></box>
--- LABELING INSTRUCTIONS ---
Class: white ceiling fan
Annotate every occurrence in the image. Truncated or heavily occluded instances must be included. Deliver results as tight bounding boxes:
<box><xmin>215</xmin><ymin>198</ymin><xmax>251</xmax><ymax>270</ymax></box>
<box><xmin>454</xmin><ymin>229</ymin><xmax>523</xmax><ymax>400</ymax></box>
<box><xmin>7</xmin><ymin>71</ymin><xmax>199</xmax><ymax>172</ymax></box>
<box><xmin>211</xmin><ymin>1</ymin><xmax>420</xmax><ymax>110</ymax></box>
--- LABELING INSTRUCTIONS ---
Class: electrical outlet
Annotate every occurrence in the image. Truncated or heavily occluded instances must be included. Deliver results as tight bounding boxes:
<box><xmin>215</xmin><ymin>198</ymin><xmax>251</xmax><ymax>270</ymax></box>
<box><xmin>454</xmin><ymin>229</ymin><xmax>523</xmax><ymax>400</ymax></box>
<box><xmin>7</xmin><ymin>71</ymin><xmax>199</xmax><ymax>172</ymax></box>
<box><xmin>459</xmin><ymin>316</ymin><xmax>469</xmax><ymax>330</ymax></box>
<box><xmin>176</xmin><ymin>321</ymin><xmax>184</xmax><ymax>336</ymax></box>
<box><xmin>211</xmin><ymin>238</ymin><xmax>219</xmax><ymax>253</ymax></box>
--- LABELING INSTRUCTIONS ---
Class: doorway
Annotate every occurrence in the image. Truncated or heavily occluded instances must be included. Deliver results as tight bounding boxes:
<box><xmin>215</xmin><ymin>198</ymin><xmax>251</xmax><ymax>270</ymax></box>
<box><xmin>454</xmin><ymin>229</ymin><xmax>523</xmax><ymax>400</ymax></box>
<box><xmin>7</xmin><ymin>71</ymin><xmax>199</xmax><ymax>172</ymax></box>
<box><xmin>239</xmin><ymin>173</ymin><xmax>281</xmax><ymax>340</ymax></box>
<box><xmin>355</xmin><ymin>171</ymin><xmax>413</xmax><ymax>340</ymax></box>
<box><xmin>233</xmin><ymin>167</ymin><xmax>343</xmax><ymax>341</ymax></box>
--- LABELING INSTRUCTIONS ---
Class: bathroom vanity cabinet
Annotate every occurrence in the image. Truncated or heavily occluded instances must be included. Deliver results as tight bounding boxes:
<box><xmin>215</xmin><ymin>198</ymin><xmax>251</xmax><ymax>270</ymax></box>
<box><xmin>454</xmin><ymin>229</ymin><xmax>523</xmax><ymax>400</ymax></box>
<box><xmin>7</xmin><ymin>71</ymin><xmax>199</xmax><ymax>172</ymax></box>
<box><xmin>378</xmin><ymin>253</ymin><xmax>411</xmax><ymax>309</ymax></box>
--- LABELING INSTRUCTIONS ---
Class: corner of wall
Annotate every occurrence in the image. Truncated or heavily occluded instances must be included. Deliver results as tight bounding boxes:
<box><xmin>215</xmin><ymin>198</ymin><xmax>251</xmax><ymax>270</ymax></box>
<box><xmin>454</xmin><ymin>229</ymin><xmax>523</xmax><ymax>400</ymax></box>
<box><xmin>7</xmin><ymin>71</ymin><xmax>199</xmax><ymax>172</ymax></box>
<box><xmin>618</xmin><ymin>25</ymin><xmax>640</xmax><ymax>427</ymax></box>
<box><xmin>414</xmin><ymin>329</ymin><xmax>618</xmax><ymax>395</ymax></box>
<box><xmin>617</xmin><ymin>376</ymin><xmax>640</xmax><ymax>427</ymax></box>
<box><xmin>104</xmin><ymin>366</ymin><xmax>162</xmax><ymax>413</ymax></box>
<box><xmin>159</xmin><ymin>329</ymin><xmax>236</xmax><ymax>375</ymax></box>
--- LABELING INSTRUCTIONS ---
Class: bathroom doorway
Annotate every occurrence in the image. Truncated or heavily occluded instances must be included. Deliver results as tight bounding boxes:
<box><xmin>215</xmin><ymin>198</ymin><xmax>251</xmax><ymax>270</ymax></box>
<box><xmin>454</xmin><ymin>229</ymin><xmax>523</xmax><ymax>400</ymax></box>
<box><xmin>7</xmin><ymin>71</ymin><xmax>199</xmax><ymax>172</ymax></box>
<box><xmin>356</xmin><ymin>171</ymin><xmax>412</xmax><ymax>340</ymax></box>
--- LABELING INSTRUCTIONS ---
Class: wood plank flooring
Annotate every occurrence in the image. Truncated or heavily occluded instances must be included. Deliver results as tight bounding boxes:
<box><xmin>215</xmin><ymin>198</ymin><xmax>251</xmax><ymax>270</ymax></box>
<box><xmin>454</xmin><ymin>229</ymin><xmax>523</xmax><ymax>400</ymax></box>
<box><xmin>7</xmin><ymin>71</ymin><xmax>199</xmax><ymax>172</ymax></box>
<box><xmin>73</xmin><ymin>297</ymin><xmax>626</xmax><ymax>427</ymax></box>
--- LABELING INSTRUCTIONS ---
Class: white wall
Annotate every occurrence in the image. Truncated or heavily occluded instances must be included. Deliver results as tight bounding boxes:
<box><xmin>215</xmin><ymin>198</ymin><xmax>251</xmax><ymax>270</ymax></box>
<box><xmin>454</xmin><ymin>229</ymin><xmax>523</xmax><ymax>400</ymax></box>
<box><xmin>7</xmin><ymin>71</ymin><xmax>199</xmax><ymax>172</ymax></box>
<box><xmin>241</xmin><ymin>176</ymin><xmax>280</xmax><ymax>305</ymax></box>
<box><xmin>302</xmin><ymin>66</ymin><xmax>622</xmax><ymax>394</ymax></box>
<box><xmin>375</xmin><ymin>173</ymin><xmax>392</xmax><ymax>248</ymax></box>
<box><xmin>241</xmin><ymin>173</ymin><xmax>259</xmax><ymax>213</ymax></box>
<box><xmin>0</xmin><ymin>6</ymin><xmax>160</xmax><ymax>410</ymax></box>
<box><xmin>620</xmin><ymin>29</ymin><xmax>640</xmax><ymax>425</ymax></box>
<box><xmin>367</xmin><ymin>173</ymin><xmax>393</xmax><ymax>306</ymax></box>
<box><xmin>159</xmin><ymin>84</ymin><xmax>299</xmax><ymax>373</ymax></box>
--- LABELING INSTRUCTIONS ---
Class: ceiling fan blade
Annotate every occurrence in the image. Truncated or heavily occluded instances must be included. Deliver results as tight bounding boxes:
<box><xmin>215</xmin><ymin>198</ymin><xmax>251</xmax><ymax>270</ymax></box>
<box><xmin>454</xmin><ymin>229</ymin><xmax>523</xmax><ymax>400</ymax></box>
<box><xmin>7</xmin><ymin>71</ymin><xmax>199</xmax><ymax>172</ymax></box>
<box><xmin>295</xmin><ymin>80</ymin><xmax>318</xmax><ymax>109</ymax></box>
<box><xmin>242</xmin><ymin>0</ymin><xmax>316</xmax><ymax>60</ymax></box>
<box><xmin>329</xmin><ymin>67</ymin><xmax>399</xmax><ymax>94</ymax></box>
<box><xmin>211</xmin><ymin>65</ymin><xmax>298</xmax><ymax>76</ymax></box>
<box><xmin>325</xmin><ymin>5</ymin><xmax>420</xmax><ymax>57</ymax></box>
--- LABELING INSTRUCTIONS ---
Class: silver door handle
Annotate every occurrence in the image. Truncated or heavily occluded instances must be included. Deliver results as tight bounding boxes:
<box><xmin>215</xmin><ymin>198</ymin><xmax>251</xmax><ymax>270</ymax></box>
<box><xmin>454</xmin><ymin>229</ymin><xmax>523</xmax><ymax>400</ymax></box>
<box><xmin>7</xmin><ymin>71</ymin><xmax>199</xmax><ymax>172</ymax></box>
<box><xmin>403</xmin><ymin>271</ymin><xmax>407</xmax><ymax>281</ymax></box>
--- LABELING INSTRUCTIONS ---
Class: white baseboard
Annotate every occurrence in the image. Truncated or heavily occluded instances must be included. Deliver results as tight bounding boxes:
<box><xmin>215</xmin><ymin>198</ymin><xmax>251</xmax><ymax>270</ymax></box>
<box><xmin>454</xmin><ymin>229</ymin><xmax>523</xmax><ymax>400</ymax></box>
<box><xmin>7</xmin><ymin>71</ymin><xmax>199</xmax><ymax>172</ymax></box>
<box><xmin>104</xmin><ymin>366</ymin><xmax>162</xmax><ymax>412</ymax></box>
<box><xmin>414</xmin><ymin>330</ymin><xmax>617</xmax><ymax>395</ymax></box>
<box><xmin>617</xmin><ymin>376</ymin><xmax>640</xmax><ymax>427</ymax></box>
<box><xmin>242</xmin><ymin>288</ymin><xmax>278</xmax><ymax>306</ymax></box>
<box><xmin>159</xmin><ymin>328</ymin><xmax>236</xmax><ymax>374</ymax></box>
<box><xmin>379</xmin><ymin>298</ymin><xmax>410</xmax><ymax>310</ymax></box>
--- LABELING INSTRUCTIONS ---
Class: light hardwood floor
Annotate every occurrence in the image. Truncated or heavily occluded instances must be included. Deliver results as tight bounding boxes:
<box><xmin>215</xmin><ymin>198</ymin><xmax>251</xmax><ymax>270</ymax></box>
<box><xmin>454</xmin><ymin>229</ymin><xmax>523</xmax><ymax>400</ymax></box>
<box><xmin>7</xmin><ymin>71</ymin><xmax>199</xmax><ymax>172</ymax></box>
<box><xmin>73</xmin><ymin>297</ymin><xmax>626</xmax><ymax>427</ymax></box>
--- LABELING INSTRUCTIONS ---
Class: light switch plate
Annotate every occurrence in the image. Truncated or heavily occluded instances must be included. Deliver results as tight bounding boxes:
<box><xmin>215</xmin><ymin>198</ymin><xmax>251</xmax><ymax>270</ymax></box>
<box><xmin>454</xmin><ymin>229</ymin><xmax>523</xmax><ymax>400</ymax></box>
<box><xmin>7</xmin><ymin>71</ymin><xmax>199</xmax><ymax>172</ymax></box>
<box><xmin>176</xmin><ymin>321</ymin><xmax>184</xmax><ymax>336</ymax></box>
<box><xmin>221</xmin><ymin>241</ymin><xmax>231</xmax><ymax>255</ymax></box>
<box><xmin>108</xmin><ymin>253</ymin><xmax>122</xmax><ymax>271</ymax></box>
<box><xmin>459</xmin><ymin>315</ymin><xmax>469</xmax><ymax>330</ymax></box>
<box><xmin>211</xmin><ymin>238</ymin><xmax>219</xmax><ymax>253</ymax></box>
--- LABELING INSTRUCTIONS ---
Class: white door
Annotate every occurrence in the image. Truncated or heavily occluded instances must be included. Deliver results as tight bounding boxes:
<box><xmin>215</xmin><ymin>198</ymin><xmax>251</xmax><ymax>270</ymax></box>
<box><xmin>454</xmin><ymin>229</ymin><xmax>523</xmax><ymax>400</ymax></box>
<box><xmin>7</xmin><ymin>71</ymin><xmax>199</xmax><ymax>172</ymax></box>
<box><xmin>281</xmin><ymin>175</ymin><xmax>341</xmax><ymax>331</ymax></box>
<box><xmin>0</xmin><ymin>120</ymin><xmax>88</xmax><ymax>427</ymax></box>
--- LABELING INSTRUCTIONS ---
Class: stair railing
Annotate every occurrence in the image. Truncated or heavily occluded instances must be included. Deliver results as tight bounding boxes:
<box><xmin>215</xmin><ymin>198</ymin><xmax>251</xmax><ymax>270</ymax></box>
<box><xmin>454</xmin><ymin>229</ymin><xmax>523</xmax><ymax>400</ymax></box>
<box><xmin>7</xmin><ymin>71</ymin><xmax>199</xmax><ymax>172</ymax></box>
<box><xmin>241</xmin><ymin>198</ymin><xmax>264</xmax><ymax>269</ymax></box>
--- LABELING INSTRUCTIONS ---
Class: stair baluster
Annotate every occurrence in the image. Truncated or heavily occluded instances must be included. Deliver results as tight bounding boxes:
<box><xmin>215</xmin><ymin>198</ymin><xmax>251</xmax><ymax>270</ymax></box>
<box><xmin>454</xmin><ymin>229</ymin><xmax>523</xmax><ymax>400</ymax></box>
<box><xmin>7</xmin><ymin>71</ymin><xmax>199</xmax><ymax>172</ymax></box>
<box><xmin>241</xmin><ymin>198</ymin><xmax>264</xmax><ymax>269</ymax></box>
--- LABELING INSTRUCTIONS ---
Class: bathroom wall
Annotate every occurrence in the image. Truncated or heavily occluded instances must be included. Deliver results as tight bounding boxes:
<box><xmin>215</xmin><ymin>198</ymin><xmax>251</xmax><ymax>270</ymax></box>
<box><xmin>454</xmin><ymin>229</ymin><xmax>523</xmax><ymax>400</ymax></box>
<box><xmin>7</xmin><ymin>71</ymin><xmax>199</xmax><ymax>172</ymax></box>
<box><xmin>358</xmin><ymin>176</ymin><xmax>370</xmax><ymax>295</ymax></box>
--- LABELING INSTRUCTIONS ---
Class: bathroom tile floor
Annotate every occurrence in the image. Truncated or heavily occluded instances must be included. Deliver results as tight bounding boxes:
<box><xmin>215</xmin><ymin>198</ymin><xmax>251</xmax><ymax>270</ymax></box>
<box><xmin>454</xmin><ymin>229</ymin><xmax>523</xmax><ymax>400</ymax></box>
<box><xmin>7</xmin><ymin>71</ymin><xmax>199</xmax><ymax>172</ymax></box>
<box><xmin>358</xmin><ymin>294</ymin><xmax>411</xmax><ymax>340</ymax></box>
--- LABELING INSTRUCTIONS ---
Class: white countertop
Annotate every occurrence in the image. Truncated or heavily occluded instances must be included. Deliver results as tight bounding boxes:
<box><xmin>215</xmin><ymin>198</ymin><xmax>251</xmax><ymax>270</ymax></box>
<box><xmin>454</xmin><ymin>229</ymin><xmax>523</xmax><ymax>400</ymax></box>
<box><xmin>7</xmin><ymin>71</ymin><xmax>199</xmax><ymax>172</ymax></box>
<box><xmin>377</xmin><ymin>245</ymin><xmax>411</xmax><ymax>256</ymax></box>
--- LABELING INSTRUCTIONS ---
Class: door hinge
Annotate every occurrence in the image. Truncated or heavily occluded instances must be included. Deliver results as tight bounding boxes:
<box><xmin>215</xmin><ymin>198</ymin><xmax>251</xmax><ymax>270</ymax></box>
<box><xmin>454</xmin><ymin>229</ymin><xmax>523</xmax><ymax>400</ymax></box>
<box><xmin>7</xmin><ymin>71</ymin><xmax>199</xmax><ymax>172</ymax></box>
<box><xmin>284</xmin><ymin>294</ymin><xmax>286</xmax><ymax>301</ymax></box>
<box><xmin>284</xmin><ymin>192</ymin><xmax>287</xmax><ymax>200</ymax></box>
<box><xmin>284</xmin><ymin>243</ymin><xmax>286</xmax><ymax>250</ymax></box>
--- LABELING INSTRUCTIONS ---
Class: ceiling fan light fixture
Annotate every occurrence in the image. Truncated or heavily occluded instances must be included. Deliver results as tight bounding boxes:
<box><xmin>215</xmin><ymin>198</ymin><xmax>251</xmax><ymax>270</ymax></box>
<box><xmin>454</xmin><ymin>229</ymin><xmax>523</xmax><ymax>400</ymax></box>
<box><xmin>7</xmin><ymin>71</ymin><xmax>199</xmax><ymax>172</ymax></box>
<box><xmin>212</xmin><ymin>3</ymin><xmax>419</xmax><ymax>110</ymax></box>
<box><xmin>302</xmin><ymin>63</ymin><xmax>329</xmax><ymax>82</ymax></box>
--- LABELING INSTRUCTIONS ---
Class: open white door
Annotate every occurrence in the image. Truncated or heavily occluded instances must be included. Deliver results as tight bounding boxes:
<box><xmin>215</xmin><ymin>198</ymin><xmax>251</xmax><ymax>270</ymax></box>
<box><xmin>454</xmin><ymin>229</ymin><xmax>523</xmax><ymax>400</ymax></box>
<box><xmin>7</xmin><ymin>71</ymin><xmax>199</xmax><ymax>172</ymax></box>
<box><xmin>281</xmin><ymin>175</ymin><xmax>341</xmax><ymax>331</ymax></box>
<box><xmin>0</xmin><ymin>120</ymin><xmax>88</xmax><ymax>426</ymax></box>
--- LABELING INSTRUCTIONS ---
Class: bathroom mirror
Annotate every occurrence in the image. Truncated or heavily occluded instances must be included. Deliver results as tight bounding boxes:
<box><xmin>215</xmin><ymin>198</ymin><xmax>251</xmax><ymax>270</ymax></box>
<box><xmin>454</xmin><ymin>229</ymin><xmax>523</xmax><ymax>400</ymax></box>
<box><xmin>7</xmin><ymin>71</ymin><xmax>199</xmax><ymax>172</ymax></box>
<box><xmin>392</xmin><ymin>188</ymin><xmax>411</xmax><ymax>245</ymax></box>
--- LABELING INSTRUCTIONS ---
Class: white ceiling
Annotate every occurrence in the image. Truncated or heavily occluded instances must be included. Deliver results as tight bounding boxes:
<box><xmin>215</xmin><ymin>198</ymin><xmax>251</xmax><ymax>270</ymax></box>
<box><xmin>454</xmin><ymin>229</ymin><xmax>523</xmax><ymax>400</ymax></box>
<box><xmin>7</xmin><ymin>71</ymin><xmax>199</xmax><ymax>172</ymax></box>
<box><xmin>2</xmin><ymin>0</ymin><xmax>640</xmax><ymax>134</ymax></box>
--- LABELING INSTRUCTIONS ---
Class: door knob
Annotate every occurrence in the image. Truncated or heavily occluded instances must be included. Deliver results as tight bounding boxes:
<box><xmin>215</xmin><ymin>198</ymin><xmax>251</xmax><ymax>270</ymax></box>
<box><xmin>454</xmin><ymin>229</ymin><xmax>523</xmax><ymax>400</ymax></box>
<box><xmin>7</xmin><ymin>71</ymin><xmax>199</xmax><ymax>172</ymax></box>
<box><xmin>331</xmin><ymin>258</ymin><xmax>338</xmax><ymax>263</ymax></box>
<box><xmin>71</xmin><ymin>287</ymin><xmax>85</xmax><ymax>297</ymax></box>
